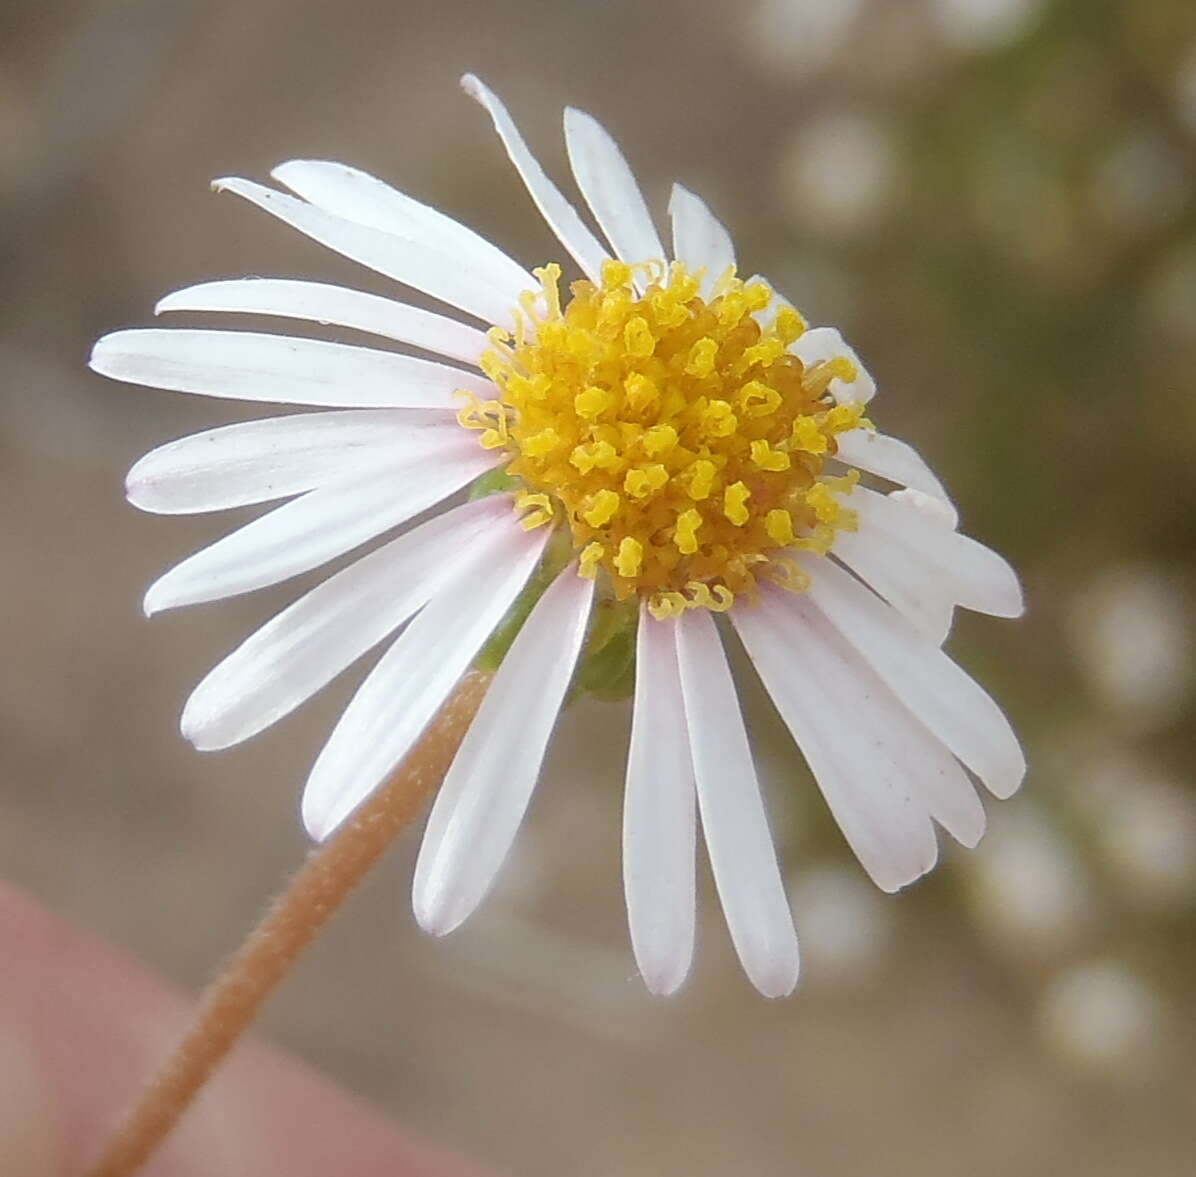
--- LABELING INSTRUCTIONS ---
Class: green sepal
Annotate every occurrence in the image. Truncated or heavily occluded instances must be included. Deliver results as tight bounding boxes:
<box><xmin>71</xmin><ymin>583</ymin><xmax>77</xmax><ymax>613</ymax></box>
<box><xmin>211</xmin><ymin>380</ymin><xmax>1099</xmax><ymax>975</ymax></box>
<box><xmin>572</xmin><ymin>597</ymin><xmax>638</xmax><ymax>703</ymax></box>
<box><xmin>575</xmin><ymin>624</ymin><xmax>637</xmax><ymax>701</ymax></box>
<box><xmin>473</xmin><ymin>527</ymin><xmax>572</xmax><ymax>672</ymax></box>
<box><xmin>468</xmin><ymin>466</ymin><xmax>521</xmax><ymax>500</ymax></box>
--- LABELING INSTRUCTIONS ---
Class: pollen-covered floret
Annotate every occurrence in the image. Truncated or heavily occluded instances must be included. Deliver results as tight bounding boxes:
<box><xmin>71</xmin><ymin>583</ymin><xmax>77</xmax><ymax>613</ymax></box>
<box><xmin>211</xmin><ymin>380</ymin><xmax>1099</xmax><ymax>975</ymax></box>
<box><xmin>460</xmin><ymin>259</ymin><xmax>866</xmax><ymax>616</ymax></box>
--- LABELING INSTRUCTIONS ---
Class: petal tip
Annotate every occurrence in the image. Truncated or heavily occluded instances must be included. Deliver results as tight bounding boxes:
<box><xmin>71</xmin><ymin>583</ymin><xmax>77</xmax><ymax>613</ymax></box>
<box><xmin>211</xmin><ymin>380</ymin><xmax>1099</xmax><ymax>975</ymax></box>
<box><xmin>300</xmin><ymin>795</ymin><xmax>335</xmax><ymax>844</ymax></box>
<box><xmin>411</xmin><ymin>889</ymin><xmax>462</xmax><ymax>938</ymax></box>
<box><xmin>640</xmin><ymin>963</ymin><xmax>690</xmax><ymax>998</ymax></box>
<box><xmin>142</xmin><ymin>575</ymin><xmax>180</xmax><ymax>618</ymax></box>
<box><xmin>88</xmin><ymin>334</ymin><xmax>116</xmax><ymax>375</ymax></box>
<box><xmin>751</xmin><ymin>958</ymin><xmax>800</xmax><ymax>1000</ymax></box>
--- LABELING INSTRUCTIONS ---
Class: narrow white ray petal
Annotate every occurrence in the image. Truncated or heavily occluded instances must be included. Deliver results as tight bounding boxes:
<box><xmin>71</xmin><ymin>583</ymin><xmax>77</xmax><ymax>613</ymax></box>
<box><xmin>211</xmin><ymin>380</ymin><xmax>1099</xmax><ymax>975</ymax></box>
<box><xmin>826</xmin><ymin>625</ymin><xmax>983</xmax><ymax>844</ymax></box>
<box><xmin>127</xmin><ymin>409</ymin><xmax>461</xmax><ymax>515</ymax></box>
<box><xmin>791</xmin><ymin>325</ymin><xmax>877</xmax><ymax>405</ymax></box>
<box><xmin>181</xmin><ymin>495</ymin><xmax>512</xmax><ymax>750</ymax></box>
<box><xmin>623</xmin><ymin>608</ymin><xmax>697</xmax><ymax>996</ymax></box>
<box><xmin>156</xmin><ymin>280</ymin><xmax>488</xmax><ymax>366</ymax></box>
<box><xmin>890</xmin><ymin>486</ymin><xmax>958</xmax><ymax>528</ymax></box>
<box><xmin>271</xmin><ymin>161</ymin><xmax>535</xmax><ymax>301</ymax></box>
<box><xmin>91</xmin><ymin>328</ymin><xmax>492</xmax><ymax>408</ymax></box>
<box><xmin>736</xmin><ymin>589</ymin><xmax>965</xmax><ymax>889</ymax></box>
<box><xmin>413</xmin><ymin>566</ymin><xmax>594</xmax><ymax>935</ymax></box>
<box><xmin>668</xmin><ymin>183</ymin><xmax>736</xmax><ymax>299</ymax></box>
<box><xmin>887</xmin><ymin>488</ymin><xmax>958</xmax><ymax>644</ymax></box>
<box><xmin>302</xmin><ymin>523</ymin><xmax>550</xmax><ymax>841</ymax></box>
<box><xmin>674</xmin><ymin>610</ymin><xmax>799</xmax><ymax>998</ymax></box>
<box><xmin>563</xmin><ymin>106</ymin><xmax>666</xmax><ymax>273</ymax></box>
<box><xmin>834</xmin><ymin>428</ymin><xmax>953</xmax><ymax>508</ymax></box>
<box><xmin>214</xmin><ymin>177</ymin><xmax>522</xmax><ymax>327</ymax></box>
<box><xmin>830</xmin><ymin>529</ymin><xmax>959</xmax><ymax>643</ymax></box>
<box><xmin>460</xmin><ymin>74</ymin><xmax>610</xmax><ymax>284</ymax></box>
<box><xmin>797</xmin><ymin>553</ymin><xmax>1025</xmax><ymax>798</ymax></box>
<box><xmin>144</xmin><ymin>440</ymin><xmax>496</xmax><ymax>614</ymax></box>
<box><xmin>847</xmin><ymin>485</ymin><xmax>1023</xmax><ymax>618</ymax></box>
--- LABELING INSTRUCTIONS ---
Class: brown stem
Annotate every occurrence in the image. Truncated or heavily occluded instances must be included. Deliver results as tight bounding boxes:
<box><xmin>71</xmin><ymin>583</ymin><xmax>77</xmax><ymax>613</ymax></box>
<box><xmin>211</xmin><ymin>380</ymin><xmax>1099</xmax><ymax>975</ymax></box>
<box><xmin>85</xmin><ymin>669</ymin><xmax>492</xmax><ymax>1177</ymax></box>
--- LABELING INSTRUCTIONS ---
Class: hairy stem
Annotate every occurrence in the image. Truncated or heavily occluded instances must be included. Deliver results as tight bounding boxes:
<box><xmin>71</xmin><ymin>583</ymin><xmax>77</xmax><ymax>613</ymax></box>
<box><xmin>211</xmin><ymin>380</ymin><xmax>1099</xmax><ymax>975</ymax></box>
<box><xmin>85</xmin><ymin>669</ymin><xmax>492</xmax><ymax>1177</ymax></box>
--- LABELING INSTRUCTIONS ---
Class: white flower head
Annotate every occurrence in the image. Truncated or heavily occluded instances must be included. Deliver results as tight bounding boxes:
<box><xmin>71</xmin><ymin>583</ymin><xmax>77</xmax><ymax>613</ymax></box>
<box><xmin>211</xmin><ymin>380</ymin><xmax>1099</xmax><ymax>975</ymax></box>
<box><xmin>91</xmin><ymin>75</ymin><xmax>1025</xmax><ymax>998</ymax></box>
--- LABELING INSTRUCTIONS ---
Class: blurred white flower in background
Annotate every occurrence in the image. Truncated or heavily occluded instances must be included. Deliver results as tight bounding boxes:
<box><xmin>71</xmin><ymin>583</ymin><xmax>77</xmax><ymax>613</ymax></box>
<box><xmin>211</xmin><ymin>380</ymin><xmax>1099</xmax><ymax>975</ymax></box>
<box><xmin>1068</xmin><ymin>748</ymin><xmax>1196</xmax><ymax>911</ymax></box>
<box><xmin>1068</xmin><ymin>564</ymin><xmax>1192</xmax><ymax>732</ymax></box>
<box><xmin>928</xmin><ymin>0</ymin><xmax>1046</xmax><ymax>53</ymax></box>
<box><xmin>789</xmin><ymin>863</ymin><xmax>895</xmax><ymax>983</ymax></box>
<box><xmin>776</xmin><ymin>110</ymin><xmax>898</xmax><ymax>237</ymax></box>
<box><xmin>967</xmin><ymin>803</ymin><xmax>1095</xmax><ymax>957</ymax></box>
<box><xmin>742</xmin><ymin>0</ymin><xmax>866</xmax><ymax>81</ymax></box>
<box><xmin>1091</xmin><ymin>127</ymin><xmax>1187</xmax><ymax>235</ymax></box>
<box><xmin>1038</xmin><ymin>961</ymin><xmax>1168</xmax><ymax>1077</ymax></box>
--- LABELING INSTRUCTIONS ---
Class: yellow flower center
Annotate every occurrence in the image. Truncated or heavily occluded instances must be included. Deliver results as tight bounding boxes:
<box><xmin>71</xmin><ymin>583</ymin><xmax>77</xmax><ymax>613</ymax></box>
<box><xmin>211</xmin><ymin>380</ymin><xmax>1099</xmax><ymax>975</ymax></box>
<box><xmin>459</xmin><ymin>260</ymin><xmax>866</xmax><ymax>617</ymax></box>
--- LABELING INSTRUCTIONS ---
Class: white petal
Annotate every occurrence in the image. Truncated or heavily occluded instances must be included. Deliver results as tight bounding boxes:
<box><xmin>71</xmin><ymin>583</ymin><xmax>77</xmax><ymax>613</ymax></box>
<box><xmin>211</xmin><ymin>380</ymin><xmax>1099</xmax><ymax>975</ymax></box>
<box><xmin>181</xmin><ymin>495</ymin><xmax>512</xmax><ymax>750</ymax></box>
<box><xmin>127</xmin><ymin>409</ymin><xmax>461</xmax><ymax>515</ymax></box>
<box><xmin>271</xmin><ymin>161</ymin><xmax>535</xmax><ymax>304</ymax></box>
<box><xmin>413</xmin><ymin>565</ymin><xmax>594</xmax><ymax>935</ymax></box>
<box><xmin>890</xmin><ymin>486</ymin><xmax>959</xmax><ymax>529</ymax></box>
<box><xmin>885</xmin><ymin>488</ymin><xmax>958</xmax><ymax>644</ymax></box>
<box><xmin>214</xmin><ymin>177</ymin><xmax>523</xmax><ymax>327</ymax></box>
<box><xmin>668</xmin><ymin>183</ymin><xmax>736</xmax><ymax>299</ymax></box>
<box><xmin>460</xmin><ymin>74</ymin><xmax>610</xmax><ymax>284</ymax></box>
<box><xmin>846</xmin><ymin>485</ymin><xmax>1023</xmax><ymax>618</ymax></box>
<box><xmin>144</xmin><ymin>439</ymin><xmax>495</xmax><ymax>614</ymax></box>
<box><xmin>797</xmin><ymin>553</ymin><xmax>1025</xmax><ymax>798</ymax></box>
<box><xmin>563</xmin><ymin>106</ymin><xmax>666</xmax><ymax>273</ymax></box>
<box><xmin>156</xmin><ymin>280</ymin><xmax>488</xmax><ymax>366</ymax></box>
<box><xmin>674</xmin><ymin>610</ymin><xmax>799</xmax><ymax>998</ymax></box>
<box><xmin>91</xmin><ymin>328</ymin><xmax>492</xmax><ymax>408</ymax></box>
<box><xmin>623</xmin><ymin>607</ymin><xmax>696</xmax><ymax>996</ymax></box>
<box><xmin>301</xmin><ymin>521</ymin><xmax>549</xmax><ymax>840</ymax></box>
<box><xmin>834</xmin><ymin>428</ymin><xmax>953</xmax><ymax>509</ymax></box>
<box><xmin>791</xmin><ymin>325</ymin><xmax>876</xmax><ymax>404</ymax></box>
<box><xmin>736</xmin><ymin>589</ymin><xmax>969</xmax><ymax>890</ymax></box>
<box><xmin>746</xmin><ymin>273</ymin><xmax>795</xmax><ymax>330</ymax></box>
<box><xmin>830</xmin><ymin>529</ymin><xmax>958</xmax><ymax>643</ymax></box>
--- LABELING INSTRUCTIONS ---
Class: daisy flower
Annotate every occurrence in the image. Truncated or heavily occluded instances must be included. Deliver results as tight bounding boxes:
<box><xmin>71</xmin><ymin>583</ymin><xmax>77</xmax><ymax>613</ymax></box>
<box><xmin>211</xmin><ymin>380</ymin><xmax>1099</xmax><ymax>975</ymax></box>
<box><xmin>90</xmin><ymin>75</ymin><xmax>1024</xmax><ymax>999</ymax></box>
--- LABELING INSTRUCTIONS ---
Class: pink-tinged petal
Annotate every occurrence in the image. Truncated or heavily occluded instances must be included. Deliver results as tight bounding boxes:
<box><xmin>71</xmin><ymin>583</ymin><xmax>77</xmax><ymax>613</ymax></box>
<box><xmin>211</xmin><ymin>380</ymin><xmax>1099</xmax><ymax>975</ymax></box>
<box><xmin>461</xmin><ymin>74</ymin><xmax>610</xmax><ymax>283</ymax></box>
<box><xmin>181</xmin><ymin>496</ymin><xmax>513</xmax><ymax>750</ymax></box>
<box><xmin>623</xmin><ymin>608</ymin><xmax>697</xmax><ymax>996</ymax></box>
<box><xmin>833</xmin><ymin>428</ymin><xmax>953</xmax><ymax>509</ymax></box>
<box><xmin>845</xmin><ymin>486</ymin><xmax>1023</xmax><ymax>618</ymax></box>
<box><xmin>668</xmin><ymin>183</ymin><xmax>736</xmax><ymax>300</ymax></box>
<box><xmin>127</xmin><ymin>409</ymin><xmax>460</xmax><ymax>515</ymax></box>
<box><xmin>413</xmin><ymin>565</ymin><xmax>594</xmax><ymax>934</ymax></box>
<box><xmin>156</xmin><ymin>280</ymin><xmax>489</xmax><ymax>367</ymax></box>
<box><xmin>797</xmin><ymin>553</ymin><xmax>1025</xmax><ymax>798</ymax></box>
<box><xmin>563</xmin><ymin>106</ymin><xmax>666</xmax><ymax>273</ymax></box>
<box><xmin>270</xmin><ymin>160</ymin><xmax>535</xmax><ymax>301</ymax></box>
<box><xmin>736</xmin><ymin>588</ymin><xmax>980</xmax><ymax>891</ymax></box>
<box><xmin>301</xmin><ymin>521</ymin><xmax>551</xmax><ymax>840</ymax></box>
<box><xmin>143</xmin><ymin>439</ymin><xmax>496</xmax><ymax>614</ymax></box>
<box><xmin>91</xmin><ymin>328</ymin><xmax>492</xmax><ymax>408</ymax></box>
<box><xmin>674</xmin><ymin>609</ymin><xmax>800</xmax><ymax>998</ymax></box>
<box><xmin>213</xmin><ymin>177</ymin><xmax>521</xmax><ymax>327</ymax></box>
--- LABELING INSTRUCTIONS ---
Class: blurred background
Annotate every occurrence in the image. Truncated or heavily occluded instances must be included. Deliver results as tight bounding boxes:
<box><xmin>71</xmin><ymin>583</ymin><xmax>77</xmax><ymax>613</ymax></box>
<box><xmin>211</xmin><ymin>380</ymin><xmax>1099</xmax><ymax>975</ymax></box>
<box><xmin>2</xmin><ymin>0</ymin><xmax>1194</xmax><ymax>1173</ymax></box>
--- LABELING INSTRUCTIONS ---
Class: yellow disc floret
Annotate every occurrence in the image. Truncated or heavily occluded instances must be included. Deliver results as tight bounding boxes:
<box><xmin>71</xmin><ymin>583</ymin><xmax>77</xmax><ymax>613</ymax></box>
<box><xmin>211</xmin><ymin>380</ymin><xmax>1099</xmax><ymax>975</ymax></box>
<box><xmin>462</xmin><ymin>259</ymin><xmax>867</xmax><ymax>616</ymax></box>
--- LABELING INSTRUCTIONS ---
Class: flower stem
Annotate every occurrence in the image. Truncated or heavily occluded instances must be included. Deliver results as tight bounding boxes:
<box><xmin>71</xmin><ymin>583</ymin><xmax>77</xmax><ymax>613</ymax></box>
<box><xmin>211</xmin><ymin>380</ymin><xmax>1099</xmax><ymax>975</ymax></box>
<box><xmin>85</xmin><ymin>669</ymin><xmax>492</xmax><ymax>1177</ymax></box>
